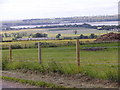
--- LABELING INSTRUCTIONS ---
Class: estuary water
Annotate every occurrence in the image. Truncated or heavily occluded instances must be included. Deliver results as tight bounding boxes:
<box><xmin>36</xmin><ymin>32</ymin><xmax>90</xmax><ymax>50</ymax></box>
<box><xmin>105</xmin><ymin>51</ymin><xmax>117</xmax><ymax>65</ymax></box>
<box><xmin>11</xmin><ymin>21</ymin><xmax>118</xmax><ymax>29</ymax></box>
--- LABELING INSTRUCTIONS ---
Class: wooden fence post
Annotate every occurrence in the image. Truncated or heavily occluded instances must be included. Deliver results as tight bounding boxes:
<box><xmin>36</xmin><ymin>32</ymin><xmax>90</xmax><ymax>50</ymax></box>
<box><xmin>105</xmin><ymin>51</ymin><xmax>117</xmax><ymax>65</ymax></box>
<box><xmin>9</xmin><ymin>45</ymin><xmax>12</xmax><ymax>62</ymax></box>
<box><xmin>38</xmin><ymin>42</ymin><xmax>42</xmax><ymax>64</ymax></box>
<box><xmin>24</xmin><ymin>44</ymin><xmax>26</xmax><ymax>48</ymax></box>
<box><xmin>76</xmin><ymin>39</ymin><xmax>80</xmax><ymax>66</ymax></box>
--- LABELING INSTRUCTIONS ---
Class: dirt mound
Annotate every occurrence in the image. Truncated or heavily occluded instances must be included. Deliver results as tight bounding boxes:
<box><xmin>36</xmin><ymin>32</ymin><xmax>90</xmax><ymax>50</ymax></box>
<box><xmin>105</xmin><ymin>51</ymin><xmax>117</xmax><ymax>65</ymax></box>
<box><xmin>82</xmin><ymin>47</ymin><xmax>107</xmax><ymax>51</ymax></box>
<box><xmin>95</xmin><ymin>32</ymin><xmax>120</xmax><ymax>42</ymax></box>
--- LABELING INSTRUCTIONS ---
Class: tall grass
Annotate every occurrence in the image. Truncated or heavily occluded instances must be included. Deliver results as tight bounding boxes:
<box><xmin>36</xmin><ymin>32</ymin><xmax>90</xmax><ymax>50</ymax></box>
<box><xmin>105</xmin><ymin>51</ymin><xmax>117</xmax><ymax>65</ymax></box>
<box><xmin>2</xmin><ymin>60</ymin><xmax>118</xmax><ymax>81</ymax></box>
<box><xmin>2</xmin><ymin>42</ymin><xmax>119</xmax><ymax>81</ymax></box>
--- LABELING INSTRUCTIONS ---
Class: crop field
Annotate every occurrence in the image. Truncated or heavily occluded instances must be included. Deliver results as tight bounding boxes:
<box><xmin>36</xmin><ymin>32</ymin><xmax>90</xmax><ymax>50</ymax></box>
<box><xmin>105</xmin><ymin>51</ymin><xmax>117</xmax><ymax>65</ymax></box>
<box><xmin>1</xmin><ymin>39</ymin><xmax>96</xmax><ymax>46</ymax></box>
<box><xmin>1</xmin><ymin>27</ymin><xmax>117</xmax><ymax>39</ymax></box>
<box><xmin>2</xmin><ymin>42</ymin><xmax>119</xmax><ymax>81</ymax></box>
<box><xmin>1</xmin><ymin>29</ymin><xmax>46</xmax><ymax>34</ymax></box>
<box><xmin>47</xmin><ymin>27</ymin><xmax>113</xmax><ymax>35</ymax></box>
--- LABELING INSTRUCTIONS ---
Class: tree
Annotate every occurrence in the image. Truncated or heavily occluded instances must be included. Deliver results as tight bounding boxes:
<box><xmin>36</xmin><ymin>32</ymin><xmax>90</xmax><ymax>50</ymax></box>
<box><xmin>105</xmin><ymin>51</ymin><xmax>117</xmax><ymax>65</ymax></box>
<box><xmin>56</xmin><ymin>33</ymin><xmax>61</xmax><ymax>39</ymax></box>
<box><xmin>11</xmin><ymin>33</ymin><xmax>16</xmax><ymax>37</ymax></box>
<box><xmin>89</xmin><ymin>33</ymin><xmax>97</xmax><ymax>39</ymax></box>
<box><xmin>81</xmin><ymin>23</ymin><xmax>92</xmax><ymax>28</ymax></box>
<box><xmin>33</xmin><ymin>33</ymin><xmax>48</xmax><ymax>38</ymax></box>
<box><xmin>79</xmin><ymin>34</ymin><xmax>84</xmax><ymax>39</ymax></box>
<box><xmin>73</xmin><ymin>30</ymin><xmax>77</xmax><ymax>35</ymax></box>
<box><xmin>3</xmin><ymin>33</ymin><xmax>8</xmax><ymax>37</ymax></box>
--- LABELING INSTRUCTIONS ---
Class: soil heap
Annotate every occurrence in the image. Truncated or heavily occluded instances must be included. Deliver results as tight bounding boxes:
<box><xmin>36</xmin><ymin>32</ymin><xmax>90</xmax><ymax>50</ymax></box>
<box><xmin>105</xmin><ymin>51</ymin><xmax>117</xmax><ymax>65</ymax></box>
<box><xmin>95</xmin><ymin>32</ymin><xmax>120</xmax><ymax>42</ymax></box>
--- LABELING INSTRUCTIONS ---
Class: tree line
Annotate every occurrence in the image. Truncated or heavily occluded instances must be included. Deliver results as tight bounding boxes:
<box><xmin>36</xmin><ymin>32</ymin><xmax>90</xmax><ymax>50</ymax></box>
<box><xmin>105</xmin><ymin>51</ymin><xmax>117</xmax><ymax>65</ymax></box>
<box><xmin>56</xmin><ymin>33</ymin><xmax>97</xmax><ymax>39</ymax></box>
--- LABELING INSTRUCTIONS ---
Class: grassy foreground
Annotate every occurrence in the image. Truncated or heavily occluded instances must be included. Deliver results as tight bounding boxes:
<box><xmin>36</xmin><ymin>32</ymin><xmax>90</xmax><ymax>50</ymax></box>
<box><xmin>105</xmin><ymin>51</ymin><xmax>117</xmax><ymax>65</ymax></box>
<box><xmin>2</xmin><ymin>42</ymin><xmax>119</xmax><ymax>81</ymax></box>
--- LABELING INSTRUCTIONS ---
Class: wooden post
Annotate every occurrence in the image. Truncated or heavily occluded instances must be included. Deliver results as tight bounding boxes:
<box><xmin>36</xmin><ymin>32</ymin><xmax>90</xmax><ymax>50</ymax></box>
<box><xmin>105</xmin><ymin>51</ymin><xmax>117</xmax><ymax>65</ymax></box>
<box><xmin>24</xmin><ymin>44</ymin><xmax>26</xmax><ymax>48</ymax></box>
<box><xmin>9</xmin><ymin>45</ymin><xmax>12</xmax><ymax>62</ymax></box>
<box><xmin>38</xmin><ymin>42</ymin><xmax>42</xmax><ymax>64</ymax></box>
<box><xmin>76</xmin><ymin>39</ymin><xmax>80</xmax><ymax>66</ymax></box>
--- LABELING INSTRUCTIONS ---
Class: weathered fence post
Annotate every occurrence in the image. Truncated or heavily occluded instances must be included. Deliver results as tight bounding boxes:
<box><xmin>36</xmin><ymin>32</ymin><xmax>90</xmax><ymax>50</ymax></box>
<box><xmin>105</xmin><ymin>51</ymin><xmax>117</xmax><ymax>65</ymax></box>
<box><xmin>9</xmin><ymin>45</ymin><xmax>12</xmax><ymax>62</ymax></box>
<box><xmin>76</xmin><ymin>39</ymin><xmax>80</xmax><ymax>66</ymax></box>
<box><xmin>38</xmin><ymin>42</ymin><xmax>42</xmax><ymax>64</ymax></box>
<box><xmin>24</xmin><ymin>44</ymin><xmax>26</xmax><ymax>48</ymax></box>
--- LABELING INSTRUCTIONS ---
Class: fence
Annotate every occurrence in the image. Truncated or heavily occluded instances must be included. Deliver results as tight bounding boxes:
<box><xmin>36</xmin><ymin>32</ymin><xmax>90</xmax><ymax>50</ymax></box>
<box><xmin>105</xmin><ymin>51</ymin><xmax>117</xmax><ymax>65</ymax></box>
<box><xmin>2</xmin><ymin>40</ymin><xmax>118</xmax><ymax>66</ymax></box>
<box><xmin>6</xmin><ymin>39</ymin><xmax>80</xmax><ymax>66</ymax></box>
<box><xmin>2</xmin><ymin>39</ymin><xmax>119</xmax><ymax>81</ymax></box>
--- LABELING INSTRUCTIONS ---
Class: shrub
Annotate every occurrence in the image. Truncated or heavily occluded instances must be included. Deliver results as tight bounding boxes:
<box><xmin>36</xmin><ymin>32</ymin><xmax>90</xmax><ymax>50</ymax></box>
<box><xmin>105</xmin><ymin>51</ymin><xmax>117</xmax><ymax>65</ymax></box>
<box><xmin>48</xmin><ymin>61</ymin><xmax>64</xmax><ymax>74</ymax></box>
<box><xmin>2</xmin><ymin>58</ymin><xmax>9</xmax><ymax>70</ymax></box>
<box><xmin>11</xmin><ymin>45</ymin><xmax>22</xmax><ymax>49</ymax></box>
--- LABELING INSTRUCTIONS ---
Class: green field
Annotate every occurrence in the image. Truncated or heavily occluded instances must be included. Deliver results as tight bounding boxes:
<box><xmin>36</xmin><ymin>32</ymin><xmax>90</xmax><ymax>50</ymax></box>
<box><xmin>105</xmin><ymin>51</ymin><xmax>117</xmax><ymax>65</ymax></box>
<box><xmin>2</xmin><ymin>42</ymin><xmax>119</xmax><ymax>81</ymax></box>
<box><xmin>2</xmin><ymin>27</ymin><xmax>118</xmax><ymax>41</ymax></box>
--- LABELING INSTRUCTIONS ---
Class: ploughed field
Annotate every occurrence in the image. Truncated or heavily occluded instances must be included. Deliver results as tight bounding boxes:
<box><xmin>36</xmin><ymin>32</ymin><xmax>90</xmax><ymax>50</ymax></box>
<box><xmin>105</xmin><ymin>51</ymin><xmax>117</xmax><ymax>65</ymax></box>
<box><xmin>2</xmin><ymin>42</ymin><xmax>119</xmax><ymax>81</ymax></box>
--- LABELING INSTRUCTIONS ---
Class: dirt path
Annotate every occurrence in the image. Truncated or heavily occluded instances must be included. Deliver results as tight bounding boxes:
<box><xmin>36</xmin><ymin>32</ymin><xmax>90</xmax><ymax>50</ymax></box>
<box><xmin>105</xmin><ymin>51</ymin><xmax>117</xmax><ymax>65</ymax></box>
<box><xmin>2</xmin><ymin>80</ymin><xmax>39</xmax><ymax>88</ymax></box>
<box><xmin>2</xmin><ymin>70</ymin><xmax>118</xmax><ymax>88</ymax></box>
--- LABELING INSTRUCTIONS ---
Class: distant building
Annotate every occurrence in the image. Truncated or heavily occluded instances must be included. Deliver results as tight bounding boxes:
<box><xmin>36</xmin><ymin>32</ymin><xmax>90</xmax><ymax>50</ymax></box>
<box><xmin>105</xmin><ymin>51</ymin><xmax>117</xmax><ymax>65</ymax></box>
<box><xmin>17</xmin><ymin>37</ymin><xmax>56</xmax><ymax>41</ymax></box>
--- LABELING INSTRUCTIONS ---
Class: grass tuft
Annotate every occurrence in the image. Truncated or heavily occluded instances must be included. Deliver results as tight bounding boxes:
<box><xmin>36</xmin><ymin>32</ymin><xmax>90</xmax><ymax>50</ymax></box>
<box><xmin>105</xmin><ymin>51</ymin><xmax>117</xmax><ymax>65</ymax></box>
<box><xmin>1</xmin><ymin>76</ymin><xmax>65</xmax><ymax>88</ymax></box>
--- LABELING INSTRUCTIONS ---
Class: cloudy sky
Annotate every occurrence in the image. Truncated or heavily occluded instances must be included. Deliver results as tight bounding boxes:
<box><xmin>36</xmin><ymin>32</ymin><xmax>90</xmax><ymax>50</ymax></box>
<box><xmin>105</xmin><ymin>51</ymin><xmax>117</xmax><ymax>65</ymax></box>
<box><xmin>0</xmin><ymin>0</ymin><xmax>119</xmax><ymax>21</ymax></box>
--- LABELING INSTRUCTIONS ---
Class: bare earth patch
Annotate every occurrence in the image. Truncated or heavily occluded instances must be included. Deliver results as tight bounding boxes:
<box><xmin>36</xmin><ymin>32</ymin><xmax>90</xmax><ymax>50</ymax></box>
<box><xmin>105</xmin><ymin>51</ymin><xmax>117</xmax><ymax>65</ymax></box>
<box><xmin>2</xmin><ymin>80</ymin><xmax>39</xmax><ymax>88</ymax></box>
<box><xmin>82</xmin><ymin>47</ymin><xmax>107</xmax><ymax>51</ymax></box>
<box><xmin>2</xmin><ymin>70</ymin><xmax>118</xmax><ymax>88</ymax></box>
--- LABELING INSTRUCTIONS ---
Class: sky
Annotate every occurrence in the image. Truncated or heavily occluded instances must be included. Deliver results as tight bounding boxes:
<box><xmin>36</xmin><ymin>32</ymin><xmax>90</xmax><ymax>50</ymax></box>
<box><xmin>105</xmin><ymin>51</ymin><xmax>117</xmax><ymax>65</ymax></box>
<box><xmin>0</xmin><ymin>0</ymin><xmax>119</xmax><ymax>21</ymax></box>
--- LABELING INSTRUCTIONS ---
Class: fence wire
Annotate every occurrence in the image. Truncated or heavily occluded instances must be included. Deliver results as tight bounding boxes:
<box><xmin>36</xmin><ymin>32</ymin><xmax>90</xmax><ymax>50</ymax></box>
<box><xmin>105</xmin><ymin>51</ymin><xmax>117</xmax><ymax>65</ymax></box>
<box><xmin>2</xmin><ymin>41</ymin><xmax>118</xmax><ymax>66</ymax></box>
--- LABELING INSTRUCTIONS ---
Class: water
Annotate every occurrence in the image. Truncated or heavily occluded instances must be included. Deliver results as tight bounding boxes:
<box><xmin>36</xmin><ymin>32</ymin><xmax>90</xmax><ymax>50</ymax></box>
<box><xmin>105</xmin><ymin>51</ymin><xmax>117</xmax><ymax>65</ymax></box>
<box><xmin>88</xmin><ymin>21</ymin><xmax>118</xmax><ymax>26</ymax></box>
<box><xmin>10</xmin><ymin>21</ymin><xmax>118</xmax><ymax>29</ymax></box>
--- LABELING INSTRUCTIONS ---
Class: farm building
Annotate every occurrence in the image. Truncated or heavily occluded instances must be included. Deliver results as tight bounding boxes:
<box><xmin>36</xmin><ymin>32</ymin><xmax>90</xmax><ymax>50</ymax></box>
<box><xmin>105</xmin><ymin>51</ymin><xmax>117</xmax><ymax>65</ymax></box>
<box><xmin>17</xmin><ymin>37</ymin><xmax>56</xmax><ymax>41</ymax></box>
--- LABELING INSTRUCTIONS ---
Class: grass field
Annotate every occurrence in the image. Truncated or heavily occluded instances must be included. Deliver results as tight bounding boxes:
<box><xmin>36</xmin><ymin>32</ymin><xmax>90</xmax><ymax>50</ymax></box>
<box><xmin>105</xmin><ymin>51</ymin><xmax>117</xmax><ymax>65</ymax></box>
<box><xmin>3</xmin><ymin>45</ymin><xmax>118</xmax><ymax>63</ymax></box>
<box><xmin>2</xmin><ymin>42</ymin><xmax>119</xmax><ymax>81</ymax></box>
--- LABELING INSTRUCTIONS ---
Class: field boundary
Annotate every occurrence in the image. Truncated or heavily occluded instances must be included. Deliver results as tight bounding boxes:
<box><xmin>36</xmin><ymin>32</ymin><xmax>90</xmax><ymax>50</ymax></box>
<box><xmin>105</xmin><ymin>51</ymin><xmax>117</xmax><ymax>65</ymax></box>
<box><xmin>2</xmin><ymin>71</ymin><xmax>118</xmax><ymax>88</ymax></box>
<box><xmin>1</xmin><ymin>76</ymin><xmax>65</xmax><ymax>88</ymax></box>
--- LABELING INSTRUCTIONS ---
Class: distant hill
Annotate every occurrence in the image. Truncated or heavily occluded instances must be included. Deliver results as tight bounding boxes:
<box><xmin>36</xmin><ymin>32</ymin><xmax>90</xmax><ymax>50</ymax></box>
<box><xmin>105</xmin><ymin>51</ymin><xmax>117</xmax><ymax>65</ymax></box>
<box><xmin>2</xmin><ymin>15</ymin><xmax>118</xmax><ymax>27</ymax></box>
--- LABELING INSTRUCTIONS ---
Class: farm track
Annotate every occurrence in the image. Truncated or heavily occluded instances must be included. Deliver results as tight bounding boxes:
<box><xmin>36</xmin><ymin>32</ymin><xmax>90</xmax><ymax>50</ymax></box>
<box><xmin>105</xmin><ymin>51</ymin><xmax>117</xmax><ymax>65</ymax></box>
<box><xmin>2</xmin><ymin>71</ymin><xmax>118</xmax><ymax>88</ymax></box>
<box><xmin>2</xmin><ymin>80</ymin><xmax>39</xmax><ymax>88</ymax></box>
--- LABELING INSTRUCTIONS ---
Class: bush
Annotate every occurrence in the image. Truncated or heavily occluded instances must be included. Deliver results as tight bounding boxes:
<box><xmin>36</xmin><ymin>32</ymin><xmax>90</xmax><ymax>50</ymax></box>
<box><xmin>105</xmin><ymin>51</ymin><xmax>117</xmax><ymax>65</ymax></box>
<box><xmin>32</xmin><ymin>33</ymin><xmax>48</xmax><ymax>38</ymax></box>
<box><xmin>11</xmin><ymin>45</ymin><xmax>22</xmax><ymax>49</ymax></box>
<box><xmin>2</xmin><ymin>59</ymin><xmax>9</xmax><ymax>70</ymax></box>
<box><xmin>48</xmin><ymin>61</ymin><xmax>64</xmax><ymax>74</ymax></box>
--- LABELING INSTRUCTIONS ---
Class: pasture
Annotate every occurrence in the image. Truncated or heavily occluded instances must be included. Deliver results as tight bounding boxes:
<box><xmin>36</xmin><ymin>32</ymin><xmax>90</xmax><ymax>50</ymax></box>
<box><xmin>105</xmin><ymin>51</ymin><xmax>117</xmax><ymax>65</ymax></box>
<box><xmin>2</xmin><ymin>42</ymin><xmax>119</xmax><ymax>81</ymax></box>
